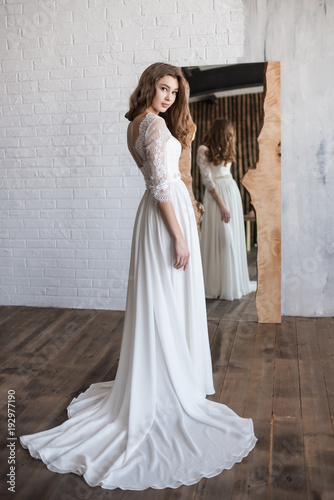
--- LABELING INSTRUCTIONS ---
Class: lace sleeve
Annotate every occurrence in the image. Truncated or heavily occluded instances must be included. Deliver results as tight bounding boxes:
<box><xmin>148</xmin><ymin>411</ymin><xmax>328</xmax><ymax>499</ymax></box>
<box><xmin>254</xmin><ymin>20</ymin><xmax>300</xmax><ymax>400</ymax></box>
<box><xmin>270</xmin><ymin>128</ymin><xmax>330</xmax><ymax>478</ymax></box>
<box><xmin>197</xmin><ymin>145</ymin><xmax>215</xmax><ymax>191</ymax></box>
<box><xmin>145</xmin><ymin>117</ymin><xmax>171</xmax><ymax>203</ymax></box>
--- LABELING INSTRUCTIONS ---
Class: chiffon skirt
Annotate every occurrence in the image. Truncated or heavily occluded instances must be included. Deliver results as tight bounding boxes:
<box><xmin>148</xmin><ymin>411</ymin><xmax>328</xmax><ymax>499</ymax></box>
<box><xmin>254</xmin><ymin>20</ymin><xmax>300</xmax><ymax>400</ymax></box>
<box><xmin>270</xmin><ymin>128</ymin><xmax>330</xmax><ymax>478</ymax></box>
<box><xmin>200</xmin><ymin>177</ymin><xmax>256</xmax><ymax>300</ymax></box>
<box><xmin>20</xmin><ymin>179</ymin><xmax>257</xmax><ymax>490</ymax></box>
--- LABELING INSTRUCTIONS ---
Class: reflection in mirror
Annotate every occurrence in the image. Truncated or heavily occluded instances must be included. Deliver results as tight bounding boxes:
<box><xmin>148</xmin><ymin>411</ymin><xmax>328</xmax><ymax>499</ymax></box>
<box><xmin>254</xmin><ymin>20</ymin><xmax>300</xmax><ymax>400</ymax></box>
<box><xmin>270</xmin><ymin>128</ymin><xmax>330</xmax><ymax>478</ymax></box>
<box><xmin>182</xmin><ymin>63</ymin><xmax>265</xmax><ymax>303</ymax></box>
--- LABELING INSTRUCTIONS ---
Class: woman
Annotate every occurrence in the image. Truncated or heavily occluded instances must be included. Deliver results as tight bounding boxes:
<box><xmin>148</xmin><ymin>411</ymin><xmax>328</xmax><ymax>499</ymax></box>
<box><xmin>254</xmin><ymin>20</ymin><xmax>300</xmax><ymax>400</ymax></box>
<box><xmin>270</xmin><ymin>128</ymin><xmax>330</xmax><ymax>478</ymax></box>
<box><xmin>20</xmin><ymin>64</ymin><xmax>256</xmax><ymax>490</ymax></box>
<box><xmin>198</xmin><ymin>118</ymin><xmax>257</xmax><ymax>300</ymax></box>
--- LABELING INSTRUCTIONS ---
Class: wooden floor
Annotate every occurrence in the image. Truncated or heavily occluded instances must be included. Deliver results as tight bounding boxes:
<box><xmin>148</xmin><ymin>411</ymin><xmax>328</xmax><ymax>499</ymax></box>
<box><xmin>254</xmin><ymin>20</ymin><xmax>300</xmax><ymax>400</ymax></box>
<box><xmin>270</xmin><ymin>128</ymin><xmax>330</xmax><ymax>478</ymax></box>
<box><xmin>1</xmin><ymin>294</ymin><xmax>334</xmax><ymax>499</ymax></box>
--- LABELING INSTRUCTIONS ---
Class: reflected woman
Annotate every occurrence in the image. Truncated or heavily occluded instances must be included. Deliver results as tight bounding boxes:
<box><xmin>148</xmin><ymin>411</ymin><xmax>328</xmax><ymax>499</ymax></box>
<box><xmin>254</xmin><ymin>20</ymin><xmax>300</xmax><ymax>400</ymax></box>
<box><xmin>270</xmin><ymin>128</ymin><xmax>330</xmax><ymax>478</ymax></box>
<box><xmin>197</xmin><ymin>118</ymin><xmax>256</xmax><ymax>300</ymax></box>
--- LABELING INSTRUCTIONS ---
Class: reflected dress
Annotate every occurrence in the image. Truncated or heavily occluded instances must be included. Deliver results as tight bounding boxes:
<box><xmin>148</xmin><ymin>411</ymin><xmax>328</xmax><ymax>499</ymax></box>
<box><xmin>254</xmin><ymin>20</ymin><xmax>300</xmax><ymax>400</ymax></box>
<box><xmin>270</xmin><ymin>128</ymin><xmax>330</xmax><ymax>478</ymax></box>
<box><xmin>198</xmin><ymin>145</ymin><xmax>256</xmax><ymax>300</ymax></box>
<box><xmin>20</xmin><ymin>113</ymin><xmax>257</xmax><ymax>490</ymax></box>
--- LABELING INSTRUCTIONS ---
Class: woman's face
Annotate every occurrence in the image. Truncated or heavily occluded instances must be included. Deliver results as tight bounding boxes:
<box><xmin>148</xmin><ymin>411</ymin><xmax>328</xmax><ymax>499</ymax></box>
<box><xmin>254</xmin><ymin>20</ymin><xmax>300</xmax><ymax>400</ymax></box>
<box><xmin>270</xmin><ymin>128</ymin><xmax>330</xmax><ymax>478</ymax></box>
<box><xmin>148</xmin><ymin>75</ymin><xmax>179</xmax><ymax>115</ymax></box>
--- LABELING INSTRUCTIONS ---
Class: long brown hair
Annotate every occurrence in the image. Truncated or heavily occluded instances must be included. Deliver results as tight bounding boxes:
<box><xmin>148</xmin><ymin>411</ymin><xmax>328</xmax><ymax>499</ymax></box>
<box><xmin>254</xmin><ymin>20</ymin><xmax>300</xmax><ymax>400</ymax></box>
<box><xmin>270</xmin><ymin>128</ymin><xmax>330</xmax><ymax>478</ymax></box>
<box><xmin>125</xmin><ymin>62</ymin><xmax>193</xmax><ymax>148</ymax></box>
<box><xmin>203</xmin><ymin>118</ymin><xmax>236</xmax><ymax>165</ymax></box>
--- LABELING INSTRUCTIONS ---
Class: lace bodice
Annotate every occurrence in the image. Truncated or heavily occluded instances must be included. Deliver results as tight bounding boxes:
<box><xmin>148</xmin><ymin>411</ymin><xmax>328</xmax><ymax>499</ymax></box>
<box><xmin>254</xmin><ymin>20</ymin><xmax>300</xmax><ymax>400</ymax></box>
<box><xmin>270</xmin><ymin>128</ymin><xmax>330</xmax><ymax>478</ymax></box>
<box><xmin>197</xmin><ymin>145</ymin><xmax>232</xmax><ymax>191</ymax></box>
<box><xmin>128</xmin><ymin>113</ymin><xmax>182</xmax><ymax>203</ymax></box>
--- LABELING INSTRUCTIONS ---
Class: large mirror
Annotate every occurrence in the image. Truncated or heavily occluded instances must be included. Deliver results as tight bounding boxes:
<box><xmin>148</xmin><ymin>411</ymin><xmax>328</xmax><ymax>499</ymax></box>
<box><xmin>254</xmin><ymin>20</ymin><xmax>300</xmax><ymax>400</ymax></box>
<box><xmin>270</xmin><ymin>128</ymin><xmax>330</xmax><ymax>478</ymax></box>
<box><xmin>181</xmin><ymin>63</ymin><xmax>281</xmax><ymax>323</ymax></box>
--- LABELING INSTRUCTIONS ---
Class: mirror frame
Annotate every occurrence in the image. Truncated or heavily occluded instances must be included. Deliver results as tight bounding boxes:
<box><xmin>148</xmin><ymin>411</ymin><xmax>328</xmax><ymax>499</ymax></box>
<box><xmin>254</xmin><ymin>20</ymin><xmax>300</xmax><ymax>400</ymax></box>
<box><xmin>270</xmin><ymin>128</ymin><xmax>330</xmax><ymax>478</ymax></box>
<box><xmin>242</xmin><ymin>61</ymin><xmax>281</xmax><ymax>323</ymax></box>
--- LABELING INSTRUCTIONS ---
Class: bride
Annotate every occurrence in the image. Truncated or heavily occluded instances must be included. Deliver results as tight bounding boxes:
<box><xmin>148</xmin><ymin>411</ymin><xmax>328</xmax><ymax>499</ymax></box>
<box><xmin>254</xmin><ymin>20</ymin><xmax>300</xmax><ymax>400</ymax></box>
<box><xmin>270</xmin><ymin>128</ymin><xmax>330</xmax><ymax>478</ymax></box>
<box><xmin>198</xmin><ymin>118</ymin><xmax>257</xmax><ymax>300</ymax></box>
<box><xmin>20</xmin><ymin>63</ymin><xmax>257</xmax><ymax>490</ymax></box>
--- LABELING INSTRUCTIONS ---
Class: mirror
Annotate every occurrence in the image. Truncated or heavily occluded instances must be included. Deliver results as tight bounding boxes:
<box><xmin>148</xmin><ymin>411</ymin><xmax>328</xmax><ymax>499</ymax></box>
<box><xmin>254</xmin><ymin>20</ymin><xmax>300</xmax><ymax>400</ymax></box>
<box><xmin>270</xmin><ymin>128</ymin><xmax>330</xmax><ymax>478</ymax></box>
<box><xmin>181</xmin><ymin>63</ymin><xmax>281</xmax><ymax>323</ymax></box>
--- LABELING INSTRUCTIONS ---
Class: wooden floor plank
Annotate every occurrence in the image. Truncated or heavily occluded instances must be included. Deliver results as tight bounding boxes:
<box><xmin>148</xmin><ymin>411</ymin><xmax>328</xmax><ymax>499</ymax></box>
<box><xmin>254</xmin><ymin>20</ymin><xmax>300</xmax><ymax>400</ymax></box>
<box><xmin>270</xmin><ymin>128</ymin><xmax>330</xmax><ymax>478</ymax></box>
<box><xmin>0</xmin><ymin>309</ymin><xmax>81</xmax><ymax>381</ymax></box>
<box><xmin>273</xmin><ymin>318</ymin><xmax>301</xmax><ymax>419</ymax></box>
<box><xmin>159</xmin><ymin>484</ymin><xmax>198</xmax><ymax>500</ymax></box>
<box><xmin>315</xmin><ymin>317</ymin><xmax>334</xmax><ymax>427</ymax></box>
<box><xmin>49</xmin><ymin>474</ymin><xmax>124</xmax><ymax>500</ymax></box>
<box><xmin>11</xmin><ymin>460</ymin><xmax>63</xmax><ymax>500</ymax></box>
<box><xmin>0</xmin><ymin>309</ymin><xmax>99</xmax><ymax>407</ymax></box>
<box><xmin>0</xmin><ymin>306</ymin><xmax>57</xmax><ymax>336</ymax></box>
<box><xmin>237</xmin><ymin>295</ymin><xmax>258</xmax><ymax>323</ymax></box>
<box><xmin>208</xmin><ymin>320</ymin><xmax>238</xmax><ymax>403</ymax></box>
<box><xmin>16</xmin><ymin>311</ymin><xmax>123</xmax><ymax>436</ymax></box>
<box><xmin>243</xmin><ymin>322</ymin><xmax>276</xmax><ymax>421</ymax></box>
<box><xmin>219</xmin><ymin>296</ymin><xmax>250</xmax><ymax>323</ymax></box>
<box><xmin>231</xmin><ymin>421</ymin><xmax>271</xmax><ymax>500</ymax></box>
<box><xmin>271</xmin><ymin>416</ymin><xmax>307</xmax><ymax>500</ymax></box>
<box><xmin>0</xmin><ymin>305</ymin><xmax>25</xmax><ymax>326</ymax></box>
<box><xmin>196</xmin><ymin>468</ymin><xmax>235</xmax><ymax>500</ymax></box>
<box><xmin>296</xmin><ymin>317</ymin><xmax>334</xmax><ymax>500</ymax></box>
<box><xmin>9</xmin><ymin>312</ymin><xmax>124</xmax><ymax>499</ymax></box>
<box><xmin>207</xmin><ymin>319</ymin><xmax>219</xmax><ymax>345</ymax></box>
<box><xmin>205</xmin><ymin>318</ymin><xmax>257</xmax><ymax>499</ymax></box>
<box><xmin>218</xmin><ymin>320</ymin><xmax>257</xmax><ymax>416</ymax></box>
<box><xmin>121</xmin><ymin>487</ymin><xmax>162</xmax><ymax>500</ymax></box>
<box><xmin>0</xmin><ymin>307</ymin><xmax>60</xmax><ymax>362</ymax></box>
<box><xmin>1</xmin><ymin>311</ymin><xmax>121</xmax><ymax>493</ymax></box>
<box><xmin>230</xmin><ymin>323</ymin><xmax>276</xmax><ymax>499</ymax></box>
<box><xmin>206</xmin><ymin>298</ymin><xmax>232</xmax><ymax>322</ymax></box>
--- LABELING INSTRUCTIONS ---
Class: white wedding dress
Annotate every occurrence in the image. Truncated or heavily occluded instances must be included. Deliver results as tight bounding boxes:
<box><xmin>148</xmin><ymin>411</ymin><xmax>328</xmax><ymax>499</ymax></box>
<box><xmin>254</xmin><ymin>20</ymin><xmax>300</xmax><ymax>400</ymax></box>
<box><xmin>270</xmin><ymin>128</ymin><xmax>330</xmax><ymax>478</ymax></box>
<box><xmin>20</xmin><ymin>113</ymin><xmax>257</xmax><ymax>490</ymax></box>
<box><xmin>198</xmin><ymin>145</ymin><xmax>257</xmax><ymax>300</ymax></box>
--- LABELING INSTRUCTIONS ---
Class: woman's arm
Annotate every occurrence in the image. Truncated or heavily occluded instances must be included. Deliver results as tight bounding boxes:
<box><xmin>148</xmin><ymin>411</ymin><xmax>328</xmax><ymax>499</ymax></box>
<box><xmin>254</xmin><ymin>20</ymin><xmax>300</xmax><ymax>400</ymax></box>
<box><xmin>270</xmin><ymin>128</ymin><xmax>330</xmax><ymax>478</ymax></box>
<box><xmin>145</xmin><ymin>117</ymin><xmax>190</xmax><ymax>271</ymax></box>
<box><xmin>207</xmin><ymin>187</ymin><xmax>230</xmax><ymax>223</ymax></box>
<box><xmin>197</xmin><ymin>145</ymin><xmax>230</xmax><ymax>223</ymax></box>
<box><xmin>158</xmin><ymin>201</ymin><xmax>190</xmax><ymax>271</ymax></box>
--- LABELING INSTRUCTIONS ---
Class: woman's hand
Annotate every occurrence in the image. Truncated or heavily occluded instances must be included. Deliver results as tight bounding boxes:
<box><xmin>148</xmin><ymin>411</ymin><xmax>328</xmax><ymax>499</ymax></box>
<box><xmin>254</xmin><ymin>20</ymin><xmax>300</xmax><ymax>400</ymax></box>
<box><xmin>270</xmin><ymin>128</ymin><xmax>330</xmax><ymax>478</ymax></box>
<box><xmin>156</xmin><ymin>201</ymin><xmax>190</xmax><ymax>271</ymax></box>
<box><xmin>207</xmin><ymin>187</ymin><xmax>230</xmax><ymax>224</ymax></box>
<box><xmin>220</xmin><ymin>205</ymin><xmax>231</xmax><ymax>223</ymax></box>
<box><xmin>174</xmin><ymin>235</ymin><xmax>190</xmax><ymax>271</ymax></box>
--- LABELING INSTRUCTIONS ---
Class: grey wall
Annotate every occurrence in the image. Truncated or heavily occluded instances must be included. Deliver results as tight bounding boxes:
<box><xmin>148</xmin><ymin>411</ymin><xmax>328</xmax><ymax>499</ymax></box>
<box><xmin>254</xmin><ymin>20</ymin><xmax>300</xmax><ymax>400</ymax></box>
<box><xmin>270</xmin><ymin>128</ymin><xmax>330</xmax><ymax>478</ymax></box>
<box><xmin>241</xmin><ymin>0</ymin><xmax>334</xmax><ymax>316</ymax></box>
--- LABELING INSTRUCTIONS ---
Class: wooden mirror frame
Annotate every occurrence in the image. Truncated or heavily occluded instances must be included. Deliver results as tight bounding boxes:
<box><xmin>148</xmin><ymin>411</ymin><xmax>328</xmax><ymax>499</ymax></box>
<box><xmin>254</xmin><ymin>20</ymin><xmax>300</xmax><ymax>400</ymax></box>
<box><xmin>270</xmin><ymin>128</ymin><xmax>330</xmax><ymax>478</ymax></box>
<box><xmin>242</xmin><ymin>61</ymin><xmax>281</xmax><ymax>323</ymax></box>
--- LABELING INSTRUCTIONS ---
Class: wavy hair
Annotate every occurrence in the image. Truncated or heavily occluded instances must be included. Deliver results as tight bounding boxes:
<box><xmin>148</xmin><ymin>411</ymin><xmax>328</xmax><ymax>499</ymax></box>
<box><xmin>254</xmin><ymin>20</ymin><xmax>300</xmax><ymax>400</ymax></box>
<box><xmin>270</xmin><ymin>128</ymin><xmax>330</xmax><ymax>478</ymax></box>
<box><xmin>202</xmin><ymin>118</ymin><xmax>236</xmax><ymax>165</ymax></box>
<box><xmin>125</xmin><ymin>62</ymin><xmax>193</xmax><ymax>148</ymax></box>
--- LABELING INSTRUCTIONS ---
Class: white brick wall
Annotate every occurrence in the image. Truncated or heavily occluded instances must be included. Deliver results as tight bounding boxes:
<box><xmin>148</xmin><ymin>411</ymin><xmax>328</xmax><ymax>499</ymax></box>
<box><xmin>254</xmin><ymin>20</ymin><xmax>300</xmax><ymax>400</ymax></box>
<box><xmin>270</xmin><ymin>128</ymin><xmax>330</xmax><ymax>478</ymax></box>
<box><xmin>0</xmin><ymin>0</ymin><xmax>245</xmax><ymax>310</ymax></box>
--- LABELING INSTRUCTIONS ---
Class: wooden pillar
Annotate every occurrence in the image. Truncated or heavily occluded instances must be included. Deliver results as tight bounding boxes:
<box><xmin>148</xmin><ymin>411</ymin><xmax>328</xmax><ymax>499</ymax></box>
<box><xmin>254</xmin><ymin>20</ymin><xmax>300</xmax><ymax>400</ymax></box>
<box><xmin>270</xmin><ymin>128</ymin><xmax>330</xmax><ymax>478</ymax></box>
<box><xmin>242</xmin><ymin>62</ymin><xmax>281</xmax><ymax>323</ymax></box>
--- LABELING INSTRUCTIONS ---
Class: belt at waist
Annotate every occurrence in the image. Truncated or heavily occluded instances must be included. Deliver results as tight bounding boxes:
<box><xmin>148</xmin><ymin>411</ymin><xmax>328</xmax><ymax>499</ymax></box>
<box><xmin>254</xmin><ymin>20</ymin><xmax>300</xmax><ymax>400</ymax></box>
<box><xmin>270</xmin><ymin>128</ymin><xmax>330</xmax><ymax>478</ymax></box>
<box><xmin>145</xmin><ymin>172</ymin><xmax>181</xmax><ymax>189</ymax></box>
<box><xmin>213</xmin><ymin>173</ymin><xmax>232</xmax><ymax>180</ymax></box>
<box><xmin>168</xmin><ymin>172</ymin><xmax>182</xmax><ymax>183</ymax></box>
